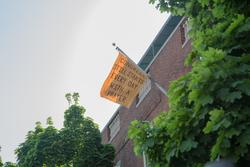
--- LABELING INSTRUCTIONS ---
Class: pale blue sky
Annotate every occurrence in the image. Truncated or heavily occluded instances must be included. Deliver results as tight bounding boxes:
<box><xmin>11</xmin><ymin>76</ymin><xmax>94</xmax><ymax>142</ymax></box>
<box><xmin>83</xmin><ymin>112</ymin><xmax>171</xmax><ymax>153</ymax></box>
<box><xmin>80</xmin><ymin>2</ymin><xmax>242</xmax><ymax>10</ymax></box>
<box><xmin>0</xmin><ymin>0</ymin><xmax>168</xmax><ymax>162</ymax></box>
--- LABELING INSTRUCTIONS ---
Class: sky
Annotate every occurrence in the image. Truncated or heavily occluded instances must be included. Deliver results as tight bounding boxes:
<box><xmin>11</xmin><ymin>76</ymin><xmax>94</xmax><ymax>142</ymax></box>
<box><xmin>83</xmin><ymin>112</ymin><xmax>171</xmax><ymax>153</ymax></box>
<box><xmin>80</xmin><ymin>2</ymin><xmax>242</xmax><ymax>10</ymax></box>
<box><xmin>0</xmin><ymin>0</ymin><xmax>168</xmax><ymax>162</ymax></box>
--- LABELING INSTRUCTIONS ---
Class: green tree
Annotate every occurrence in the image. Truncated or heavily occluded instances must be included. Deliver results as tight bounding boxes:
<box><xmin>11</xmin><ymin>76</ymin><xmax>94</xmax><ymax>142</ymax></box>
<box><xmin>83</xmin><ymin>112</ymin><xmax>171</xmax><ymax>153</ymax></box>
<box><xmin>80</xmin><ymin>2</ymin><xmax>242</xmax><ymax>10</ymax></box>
<box><xmin>0</xmin><ymin>146</ymin><xmax>3</xmax><ymax>167</ymax></box>
<box><xmin>129</xmin><ymin>0</ymin><xmax>250</xmax><ymax>167</ymax></box>
<box><xmin>65</xmin><ymin>93</ymin><xmax>72</xmax><ymax>106</ymax></box>
<box><xmin>3</xmin><ymin>162</ymin><xmax>17</xmax><ymax>167</ymax></box>
<box><xmin>16</xmin><ymin>93</ymin><xmax>115</xmax><ymax>167</ymax></box>
<box><xmin>60</xmin><ymin>93</ymin><xmax>115</xmax><ymax>167</ymax></box>
<box><xmin>15</xmin><ymin>122</ymin><xmax>45</xmax><ymax>167</ymax></box>
<box><xmin>36</xmin><ymin>118</ymin><xmax>60</xmax><ymax>167</ymax></box>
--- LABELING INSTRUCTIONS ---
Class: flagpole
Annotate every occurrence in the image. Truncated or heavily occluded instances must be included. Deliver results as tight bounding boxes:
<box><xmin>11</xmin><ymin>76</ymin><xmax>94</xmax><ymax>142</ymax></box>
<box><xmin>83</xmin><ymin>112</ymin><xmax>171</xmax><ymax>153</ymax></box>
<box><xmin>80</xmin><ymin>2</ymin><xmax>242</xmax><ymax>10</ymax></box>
<box><xmin>112</xmin><ymin>43</ymin><xmax>167</xmax><ymax>96</ymax></box>
<box><xmin>148</xmin><ymin>75</ymin><xmax>167</xmax><ymax>95</ymax></box>
<box><xmin>112</xmin><ymin>43</ymin><xmax>148</xmax><ymax>76</ymax></box>
<box><xmin>112</xmin><ymin>43</ymin><xmax>126</xmax><ymax>56</ymax></box>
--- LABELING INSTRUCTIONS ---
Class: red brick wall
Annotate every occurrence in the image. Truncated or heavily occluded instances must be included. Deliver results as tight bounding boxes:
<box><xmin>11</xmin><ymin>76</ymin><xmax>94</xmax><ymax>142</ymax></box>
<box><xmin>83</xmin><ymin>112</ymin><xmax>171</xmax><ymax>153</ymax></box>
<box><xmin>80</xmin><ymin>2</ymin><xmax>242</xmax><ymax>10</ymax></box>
<box><xmin>102</xmin><ymin>18</ymin><xmax>192</xmax><ymax>167</ymax></box>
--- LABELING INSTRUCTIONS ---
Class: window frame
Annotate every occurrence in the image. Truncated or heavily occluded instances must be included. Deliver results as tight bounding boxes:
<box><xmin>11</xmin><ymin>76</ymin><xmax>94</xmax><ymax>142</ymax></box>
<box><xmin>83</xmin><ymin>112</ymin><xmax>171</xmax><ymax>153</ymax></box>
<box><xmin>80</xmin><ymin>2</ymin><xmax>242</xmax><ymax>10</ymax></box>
<box><xmin>108</xmin><ymin>113</ymin><xmax>120</xmax><ymax>142</ymax></box>
<box><xmin>136</xmin><ymin>79</ymin><xmax>152</xmax><ymax>107</ymax></box>
<box><xmin>114</xmin><ymin>160</ymin><xmax>121</xmax><ymax>167</ymax></box>
<box><xmin>181</xmin><ymin>19</ymin><xmax>190</xmax><ymax>47</ymax></box>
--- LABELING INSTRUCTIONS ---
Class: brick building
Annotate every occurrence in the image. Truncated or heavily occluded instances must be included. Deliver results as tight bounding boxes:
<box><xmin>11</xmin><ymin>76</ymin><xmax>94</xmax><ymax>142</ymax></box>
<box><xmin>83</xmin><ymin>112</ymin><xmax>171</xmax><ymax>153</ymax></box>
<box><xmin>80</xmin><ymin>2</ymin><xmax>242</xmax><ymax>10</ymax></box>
<box><xmin>101</xmin><ymin>15</ymin><xmax>192</xmax><ymax>167</ymax></box>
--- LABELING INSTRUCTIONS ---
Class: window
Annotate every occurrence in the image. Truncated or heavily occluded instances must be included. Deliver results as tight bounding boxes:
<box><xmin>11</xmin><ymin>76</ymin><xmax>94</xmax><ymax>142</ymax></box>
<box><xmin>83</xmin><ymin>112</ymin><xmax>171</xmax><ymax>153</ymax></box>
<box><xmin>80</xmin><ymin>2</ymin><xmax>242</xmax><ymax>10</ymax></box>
<box><xmin>180</xmin><ymin>19</ymin><xmax>190</xmax><ymax>46</ymax></box>
<box><xmin>114</xmin><ymin>160</ymin><xmax>121</xmax><ymax>167</ymax></box>
<box><xmin>108</xmin><ymin>113</ymin><xmax>120</xmax><ymax>141</ymax></box>
<box><xmin>136</xmin><ymin>79</ymin><xmax>151</xmax><ymax>107</ymax></box>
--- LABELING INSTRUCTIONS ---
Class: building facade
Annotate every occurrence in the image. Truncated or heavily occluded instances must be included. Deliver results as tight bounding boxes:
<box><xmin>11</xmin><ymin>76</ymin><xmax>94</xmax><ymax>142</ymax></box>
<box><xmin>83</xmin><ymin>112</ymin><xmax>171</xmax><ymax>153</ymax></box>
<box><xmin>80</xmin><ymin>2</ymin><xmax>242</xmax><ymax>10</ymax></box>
<box><xmin>102</xmin><ymin>15</ymin><xmax>192</xmax><ymax>167</ymax></box>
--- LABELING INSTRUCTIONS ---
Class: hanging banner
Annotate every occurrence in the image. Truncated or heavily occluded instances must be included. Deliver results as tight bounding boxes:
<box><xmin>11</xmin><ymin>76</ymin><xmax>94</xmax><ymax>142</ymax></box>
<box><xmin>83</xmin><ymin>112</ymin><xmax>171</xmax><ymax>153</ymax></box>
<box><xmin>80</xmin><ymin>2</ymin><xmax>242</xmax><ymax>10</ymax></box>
<box><xmin>100</xmin><ymin>52</ymin><xmax>148</xmax><ymax>108</ymax></box>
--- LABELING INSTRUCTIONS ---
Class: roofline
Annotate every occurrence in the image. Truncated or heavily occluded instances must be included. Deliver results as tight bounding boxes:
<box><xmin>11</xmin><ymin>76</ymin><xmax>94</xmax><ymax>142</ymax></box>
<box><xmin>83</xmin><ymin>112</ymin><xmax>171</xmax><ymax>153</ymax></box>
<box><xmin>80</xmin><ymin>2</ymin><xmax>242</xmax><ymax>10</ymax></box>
<box><xmin>101</xmin><ymin>106</ymin><xmax>121</xmax><ymax>132</ymax></box>
<box><xmin>144</xmin><ymin>16</ymin><xmax>185</xmax><ymax>72</ymax></box>
<box><xmin>137</xmin><ymin>14</ymin><xmax>173</xmax><ymax>65</ymax></box>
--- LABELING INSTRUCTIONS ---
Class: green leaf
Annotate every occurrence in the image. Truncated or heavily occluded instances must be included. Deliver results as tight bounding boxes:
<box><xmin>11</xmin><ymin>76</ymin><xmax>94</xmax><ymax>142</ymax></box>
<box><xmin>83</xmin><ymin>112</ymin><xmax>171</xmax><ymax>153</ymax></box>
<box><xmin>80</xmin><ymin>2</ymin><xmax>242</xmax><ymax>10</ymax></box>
<box><xmin>212</xmin><ymin>5</ymin><xmax>225</xmax><ymax>18</ymax></box>
<box><xmin>237</xmin><ymin>79</ymin><xmax>250</xmax><ymax>96</ymax></box>
<box><xmin>222</xmin><ymin>119</ymin><xmax>231</xmax><ymax>128</ymax></box>
<box><xmin>239</xmin><ymin>130</ymin><xmax>250</xmax><ymax>147</ymax></box>
<box><xmin>211</xmin><ymin>132</ymin><xmax>224</xmax><ymax>160</ymax></box>
<box><xmin>226</xmin><ymin>91</ymin><xmax>242</xmax><ymax>102</ymax></box>
<box><xmin>200</xmin><ymin>95</ymin><xmax>213</xmax><ymax>106</ymax></box>
<box><xmin>225</xmin><ymin>14</ymin><xmax>245</xmax><ymax>35</ymax></box>
<box><xmin>217</xmin><ymin>88</ymin><xmax>242</xmax><ymax>102</ymax></box>
<box><xmin>180</xmin><ymin>138</ymin><xmax>198</xmax><ymax>153</ymax></box>
<box><xmin>203</xmin><ymin>109</ymin><xmax>224</xmax><ymax>134</ymax></box>
<box><xmin>225</xmin><ymin>128</ymin><xmax>240</xmax><ymax>138</ymax></box>
<box><xmin>237</xmin><ymin>18</ymin><xmax>250</xmax><ymax>33</ymax></box>
<box><xmin>198</xmin><ymin>0</ymin><xmax>209</xmax><ymax>7</ymax></box>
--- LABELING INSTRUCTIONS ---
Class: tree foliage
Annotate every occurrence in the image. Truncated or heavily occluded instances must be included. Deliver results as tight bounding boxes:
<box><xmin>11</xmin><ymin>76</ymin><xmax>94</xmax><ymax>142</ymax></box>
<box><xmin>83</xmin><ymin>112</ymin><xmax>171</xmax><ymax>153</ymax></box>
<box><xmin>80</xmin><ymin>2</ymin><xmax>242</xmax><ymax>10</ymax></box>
<box><xmin>0</xmin><ymin>147</ymin><xmax>17</xmax><ymax>167</ymax></box>
<box><xmin>16</xmin><ymin>93</ymin><xmax>115</xmax><ymax>167</ymax></box>
<box><xmin>3</xmin><ymin>162</ymin><xmax>17</xmax><ymax>167</ymax></box>
<box><xmin>129</xmin><ymin>0</ymin><xmax>250</xmax><ymax>166</ymax></box>
<box><xmin>0</xmin><ymin>146</ymin><xmax>3</xmax><ymax>167</ymax></box>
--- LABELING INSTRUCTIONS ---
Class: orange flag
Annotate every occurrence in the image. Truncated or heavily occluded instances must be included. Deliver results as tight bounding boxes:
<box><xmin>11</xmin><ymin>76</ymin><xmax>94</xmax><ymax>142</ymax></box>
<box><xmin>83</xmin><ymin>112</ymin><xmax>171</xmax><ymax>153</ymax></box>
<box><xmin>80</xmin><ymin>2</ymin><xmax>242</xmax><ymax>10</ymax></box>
<box><xmin>100</xmin><ymin>52</ymin><xmax>148</xmax><ymax>108</ymax></box>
